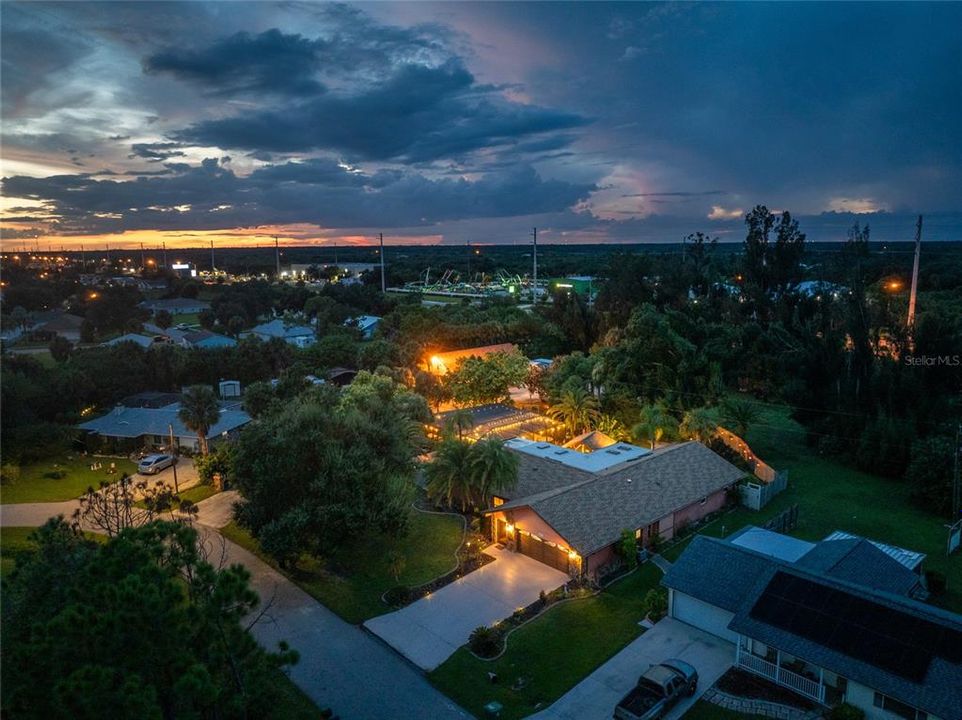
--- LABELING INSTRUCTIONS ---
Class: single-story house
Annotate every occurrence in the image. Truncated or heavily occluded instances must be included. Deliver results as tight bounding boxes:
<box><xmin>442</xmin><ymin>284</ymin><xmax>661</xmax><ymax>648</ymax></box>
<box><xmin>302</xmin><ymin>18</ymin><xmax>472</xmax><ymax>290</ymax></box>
<box><xmin>28</xmin><ymin>311</ymin><xmax>85</xmax><ymax>342</ymax></box>
<box><xmin>326</xmin><ymin>367</ymin><xmax>358</xmax><ymax>387</ymax></box>
<box><xmin>78</xmin><ymin>400</ymin><xmax>250</xmax><ymax>453</ymax></box>
<box><xmin>426</xmin><ymin>343</ymin><xmax>519</xmax><ymax>375</ymax></box>
<box><xmin>345</xmin><ymin>315</ymin><xmax>381</xmax><ymax>340</ymax></box>
<box><xmin>662</xmin><ymin>529</ymin><xmax>960</xmax><ymax>720</ymax></box>
<box><xmin>481</xmin><ymin>439</ymin><xmax>745</xmax><ymax>577</ymax></box>
<box><xmin>122</xmin><ymin>391</ymin><xmax>181</xmax><ymax>409</ymax></box>
<box><xmin>243</xmin><ymin>319</ymin><xmax>316</xmax><ymax>348</ymax></box>
<box><xmin>139</xmin><ymin>298</ymin><xmax>211</xmax><ymax>315</ymax></box>
<box><xmin>102</xmin><ymin>333</ymin><xmax>166</xmax><ymax>349</ymax></box>
<box><xmin>181</xmin><ymin>330</ymin><xmax>237</xmax><ymax>349</ymax></box>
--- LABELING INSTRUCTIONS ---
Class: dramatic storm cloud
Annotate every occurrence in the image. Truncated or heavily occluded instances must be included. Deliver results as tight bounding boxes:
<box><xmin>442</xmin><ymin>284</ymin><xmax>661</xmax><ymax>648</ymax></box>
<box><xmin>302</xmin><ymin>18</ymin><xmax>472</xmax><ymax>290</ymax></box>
<box><xmin>1</xmin><ymin>1</ymin><xmax>961</xmax><ymax>247</ymax></box>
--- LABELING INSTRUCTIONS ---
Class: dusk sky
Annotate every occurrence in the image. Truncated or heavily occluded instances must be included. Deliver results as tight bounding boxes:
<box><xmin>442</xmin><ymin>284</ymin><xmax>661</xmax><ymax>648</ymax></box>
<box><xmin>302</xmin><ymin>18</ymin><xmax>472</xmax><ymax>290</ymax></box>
<box><xmin>2</xmin><ymin>1</ymin><xmax>961</xmax><ymax>249</ymax></box>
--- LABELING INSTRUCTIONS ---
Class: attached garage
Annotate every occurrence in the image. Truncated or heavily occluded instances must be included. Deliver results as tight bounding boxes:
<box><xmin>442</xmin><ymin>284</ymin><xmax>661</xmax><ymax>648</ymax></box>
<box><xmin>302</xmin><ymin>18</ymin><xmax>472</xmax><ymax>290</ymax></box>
<box><xmin>670</xmin><ymin>590</ymin><xmax>738</xmax><ymax>643</ymax></box>
<box><xmin>517</xmin><ymin>531</ymin><xmax>572</xmax><ymax>574</ymax></box>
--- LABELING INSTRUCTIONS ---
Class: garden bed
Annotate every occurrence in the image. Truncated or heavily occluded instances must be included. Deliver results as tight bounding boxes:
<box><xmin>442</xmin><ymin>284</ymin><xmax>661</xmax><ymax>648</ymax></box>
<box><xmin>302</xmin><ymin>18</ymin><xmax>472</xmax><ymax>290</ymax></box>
<box><xmin>716</xmin><ymin>668</ymin><xmax>818</xmax><ymax>711</ymax></box>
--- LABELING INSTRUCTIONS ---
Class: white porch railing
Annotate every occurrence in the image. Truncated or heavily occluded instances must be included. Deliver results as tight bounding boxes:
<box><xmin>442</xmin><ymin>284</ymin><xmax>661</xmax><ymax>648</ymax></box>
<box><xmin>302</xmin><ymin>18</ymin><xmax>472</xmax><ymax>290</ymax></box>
<box><xmin>738</xmin><ymin>652</ymin><xmax>825</xmax><ymax>703</ymax></box>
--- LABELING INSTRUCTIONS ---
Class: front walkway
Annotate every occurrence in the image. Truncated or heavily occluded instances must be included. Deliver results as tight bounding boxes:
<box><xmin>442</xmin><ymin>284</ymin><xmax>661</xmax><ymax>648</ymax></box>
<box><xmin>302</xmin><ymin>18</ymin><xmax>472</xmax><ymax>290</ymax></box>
<box><xmin>527</xmin><ymin>617</ymin><xmax>734</xmax><ymax>720</ymax></box>
<box><xmin>365</xmin><ymin>545</ymin><xmax>569</xmax><ymax>670</ymax></box>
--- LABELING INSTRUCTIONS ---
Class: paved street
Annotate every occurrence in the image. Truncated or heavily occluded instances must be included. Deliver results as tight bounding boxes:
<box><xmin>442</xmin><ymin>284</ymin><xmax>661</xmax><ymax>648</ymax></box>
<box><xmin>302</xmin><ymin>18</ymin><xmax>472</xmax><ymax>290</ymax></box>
<box><xmin>1</xmin><ymin>498</ymin><xmax>471</xmax><ymax>720</ymax></box>
<box><xmin>365</xmin><ymin>545</ymin><xmax>569</xmax><ymax>670</ymax></box>
<box><xmin>192</xmin><ymin>489</ymin><xmax>240</xmax><ymax>527</ymax></box>
<box><xmin>527</xmin><ymin>617</ymin><xmax>733</xmax><ymax>720</ymax></box>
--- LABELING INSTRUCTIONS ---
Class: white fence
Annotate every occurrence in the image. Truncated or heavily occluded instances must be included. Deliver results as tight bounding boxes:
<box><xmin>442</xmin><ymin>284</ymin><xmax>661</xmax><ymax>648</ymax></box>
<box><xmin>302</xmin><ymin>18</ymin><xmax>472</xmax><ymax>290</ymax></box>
<box><xmin>740</xmin><ymin>471</ymin><xmax>789</xmax><ymax>511</ymax></box>
<box><xmin>738</xmin><ymin>652</ymin><xmax>824</xmax><ymax>703</ymax></box>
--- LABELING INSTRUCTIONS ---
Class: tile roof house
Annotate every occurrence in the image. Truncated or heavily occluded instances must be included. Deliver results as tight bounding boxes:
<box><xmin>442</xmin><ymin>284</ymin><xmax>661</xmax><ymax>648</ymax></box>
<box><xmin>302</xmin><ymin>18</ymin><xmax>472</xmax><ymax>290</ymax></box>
<box><xmin>243</xmin><ymin>319</ymin><xmax>316</xmax><ymax>348</ymax></box>
<box><xmin>28</xmin><ymin>311</ymin><xmax>85</xmax><ymax>342</ymax></box>
<box><xmin>344</xmin><ymin>314</ymin><xmax>381</xmax><ymax>340</ymax></box>
<box><xmin>180</xmin><ymin>330</ymin><xmax>237</xmax><ymax>349</ymax></box>
<box><xmin>482</xmin><ymin>439</ymin><xmax>745</xmax><ymax>577</ymax></box>
<box><xmin>662</xmin><ymin>530</ymin><xmax>959</xmax><ymax>720</ymax></box>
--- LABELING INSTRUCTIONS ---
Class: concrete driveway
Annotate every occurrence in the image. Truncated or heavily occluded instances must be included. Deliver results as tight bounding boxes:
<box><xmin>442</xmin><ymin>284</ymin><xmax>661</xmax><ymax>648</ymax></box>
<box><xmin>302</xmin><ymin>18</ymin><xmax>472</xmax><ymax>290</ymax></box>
<box><xmin>528</xmin><ymin>617</ymin><xmax>734</xmax><ymax>720</ymax></box>
<box><xmin>365</xmin><ymin>545</ymin><xmax>569</xmax><ymax>670</ymax></box>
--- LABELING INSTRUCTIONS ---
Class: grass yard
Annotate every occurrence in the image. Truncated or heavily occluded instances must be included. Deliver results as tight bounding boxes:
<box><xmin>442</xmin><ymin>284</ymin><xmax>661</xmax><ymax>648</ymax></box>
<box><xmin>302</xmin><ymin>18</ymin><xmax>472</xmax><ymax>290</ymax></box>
<box><xmin>269</xmin><ymin>669</ymin><xmax>325</xmax><ymax>720</ymax></box>
<box><xmin>661</xmin><ymin>402</ymin><xmax>962</xmax><ymax>612</ymax></box>
<box><xmin>1</xmin><ymin>526</ymin><xmax>106</xmax><ymax>579</ymax></box>
<box><xmin>681</xmin><ymin>700</ymin><xmax>768</xmax><ymax>720</ymax></box>
<box><xmin>1</xmin><ymin>455</ymin><xmax>138</xmax><ymax>504</ymax></box>
<box><xmin>221</xmin><ymin>507</ymin><xmax>465</xmax><ymax>624</ymax></box>
<box><xmin>171</xmin><ymin>312</ymin><xmax>201</xmax><ymax>326</ymax></box>
<box><xmin>429</xmin><ymin>563</ymin><xmax>663</xmax><ymax>720</ymax></box>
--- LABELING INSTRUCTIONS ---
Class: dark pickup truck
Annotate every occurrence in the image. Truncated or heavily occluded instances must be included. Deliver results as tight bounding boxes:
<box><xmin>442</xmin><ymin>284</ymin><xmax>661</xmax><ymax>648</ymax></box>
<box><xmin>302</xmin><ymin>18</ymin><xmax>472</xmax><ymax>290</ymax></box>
<box><xmin>612</xmin><ymin>659</ymin><xmax>698</xmax><ymax>720</ymax></box>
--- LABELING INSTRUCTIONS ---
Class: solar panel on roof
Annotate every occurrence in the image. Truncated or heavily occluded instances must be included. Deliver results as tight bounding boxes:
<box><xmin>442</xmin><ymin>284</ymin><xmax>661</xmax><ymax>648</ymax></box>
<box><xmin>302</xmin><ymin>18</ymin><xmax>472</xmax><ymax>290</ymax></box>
<box><xmin>749</xmin><ymin>572</ymin><xmax>962</xmax><ymax>683</ymax></box>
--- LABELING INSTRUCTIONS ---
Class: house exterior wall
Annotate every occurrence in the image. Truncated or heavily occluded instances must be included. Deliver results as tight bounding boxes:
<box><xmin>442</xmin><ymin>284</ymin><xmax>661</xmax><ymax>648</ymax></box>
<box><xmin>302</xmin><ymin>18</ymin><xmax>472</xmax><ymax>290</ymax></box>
<box><xmin>845</xmin><ymin>680</ymin><xmax>941</xmax><ymax>720</ymax></box>
<box><xmin>586</xmin><ymin>544</ymin><xmax>617</xmax><ymax>576</ymax></box>
<box><xmin>671</xmin><ymin>487</ymin><xmax>728</xmax><ymax>536</ymax></box>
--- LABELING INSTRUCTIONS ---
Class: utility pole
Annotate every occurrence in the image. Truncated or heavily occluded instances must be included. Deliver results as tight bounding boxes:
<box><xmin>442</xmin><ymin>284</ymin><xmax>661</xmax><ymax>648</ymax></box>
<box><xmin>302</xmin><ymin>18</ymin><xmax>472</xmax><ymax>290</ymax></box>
<box><xmin>333</xmin><ymin>241</ymin><xmax>339</xmax><ymax>266</ymax></box>
<box><xmin>80</xmin><ymin>243</ymin><xmax>86</xmax><ymax>271</ymax></box>
<box><xmin>531</xmin><ymin>226</ymin><xmax>538</xmax><ymax>302</ymax></box>
<box><xmin>168</xmin><ymin>423</ymin><xmax>180</xmax><ymax>493</ymax></box>
<box><xmin>162</xmin><ymin>242</ymin><xmax>168</xmax><ymax>269</ymax></box>
<box><xmin>379</xmin><ymin>232</ymin><xmax>386</xmax><ymax>293</ymax></box>
<box><xmin>210</xmin><ymin>240</ymin><xmax>215</xmax><ymax>272</ymax></box>
<box><xmin>274</xmin><ymin>236</ymin><xmax>281</xmax><ymax>277</ymax></box>
<box><xmin>105</xmin><ymin>242</ymin><xmax>110</xmax><ymax>267</ymax></box>
<box><xmin>907</xmin><ymin>215</ymin><xmax>922</xmax><ymax>330</ymax></box>
<box><xmin>140</xmin><ymin>242</ymin><xmax>146</xmax><ymax>269</ymax></box>
<box><xmin>953</xmin><ymin>423</ymin><xmax>961</xmax><ymax>523</ymax></box>
<box><xmin>467</xmin><ymin>241</ymin><xmax>472</xmax><ymax>280</ymax></box>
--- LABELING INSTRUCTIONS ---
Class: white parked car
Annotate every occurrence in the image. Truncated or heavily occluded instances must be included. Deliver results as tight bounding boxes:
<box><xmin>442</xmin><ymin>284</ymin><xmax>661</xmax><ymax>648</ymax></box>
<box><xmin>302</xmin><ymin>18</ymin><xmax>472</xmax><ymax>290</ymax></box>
<box><xmin>138</xmin><ymin>454</ymin><xmax>176</xmax><ymax>475</ymax></box>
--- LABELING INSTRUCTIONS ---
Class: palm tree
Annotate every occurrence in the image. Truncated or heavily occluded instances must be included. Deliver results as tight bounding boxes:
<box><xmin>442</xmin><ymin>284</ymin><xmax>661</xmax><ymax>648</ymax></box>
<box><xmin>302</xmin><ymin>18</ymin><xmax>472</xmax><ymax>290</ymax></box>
<box><xmin>596</xmin><ymin>414</ymin><xmax>629</xmax><ymax>442</ymax></box>
<box><xmin>469</xmin><ymin>438</ymin><xmax>519</xmax><ymax>506</ymax></box>
<box><xmin>443</xmin><ymin>408</ymin><xmax>476</xmax><ymax>441</ymax></box>
<box><xmin>632</xmin><ymin>403</ymin><xmax>672</xmax><ymax>450</ymax></box>
<box><xmin>425</xmin><ymin>439</ymin><xmax>474</xmax><ymax>511</ymax></box>
<box><xmin>178</xmin><ymin>385</ymin><xmax>221</xmax><ymax>456</ymax></box>
<box><xmin>721</xmin><ymin>397</ymin><xmax>760</xmax><ymax>438</ymax></box>
<box><xmin>547</xmin><ymin>387</ymin><xmax>600</xmax><ymax>437</ymax></box>
<box><xmin>679</xmin><ymin>407</ymin><xmax>718</xmax><ymax>443</ymax></box>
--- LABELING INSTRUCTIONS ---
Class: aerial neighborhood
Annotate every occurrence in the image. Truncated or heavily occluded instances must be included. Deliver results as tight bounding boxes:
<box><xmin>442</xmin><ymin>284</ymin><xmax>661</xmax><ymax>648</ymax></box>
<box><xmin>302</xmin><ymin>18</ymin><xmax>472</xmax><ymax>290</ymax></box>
<box><xmin>1</xmin><ymin>4</ymin><xmax>961</xmax><ymax>720</ymax></box>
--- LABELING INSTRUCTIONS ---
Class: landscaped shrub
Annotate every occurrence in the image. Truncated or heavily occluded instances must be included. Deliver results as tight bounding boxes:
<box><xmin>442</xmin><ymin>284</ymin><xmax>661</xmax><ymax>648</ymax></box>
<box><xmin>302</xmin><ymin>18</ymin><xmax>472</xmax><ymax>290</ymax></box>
<box><xmin>1</xmin><ymin>463</ymin><xmax>21</xmax><ymax>484</ymax></box>
<box><xmin>384</xmin><ymin>585</ymin><xmax>411</xmax><ymax>607</ymax></box>
<box><xmin>829</xmin><ymin>703</ymin><xmax>865</xmax><ymax>720</ymax></box>
<box><xmin>643</xmin><ymin>588</ymin><xmax>668</xmax><ymax>622</ymax></box>
<box><xmin>468</xmin><ymin>625</ymin><xmax>502</xmax><ymax>658</ymax></box>
<box><xmin>617</xmin><ymin>528</ymin><xmax>638</xmax><ymax>568</ymax></box>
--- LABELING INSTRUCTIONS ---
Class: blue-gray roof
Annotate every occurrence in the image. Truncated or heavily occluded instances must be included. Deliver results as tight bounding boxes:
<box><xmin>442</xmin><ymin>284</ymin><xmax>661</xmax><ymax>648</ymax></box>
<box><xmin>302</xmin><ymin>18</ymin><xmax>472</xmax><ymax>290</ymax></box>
<box><xmin>78</xmin><ymin>403</ymin><xmax>250</xmax><ymax>439</ymax></box>
<box><xmin>249</xmin><ymin>319</ymin><xmax>314</xmax><ymax>338</ymax></box>
<box><xmin>664</xmin><ymin>533</ymin><xmax>962</xmax><ymax>719</ymax></box>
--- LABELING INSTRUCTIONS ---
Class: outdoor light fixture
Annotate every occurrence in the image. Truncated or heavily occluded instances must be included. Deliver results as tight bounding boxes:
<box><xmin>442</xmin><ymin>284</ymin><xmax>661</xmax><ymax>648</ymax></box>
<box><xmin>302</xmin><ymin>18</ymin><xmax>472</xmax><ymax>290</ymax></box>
<box><xmin>505</xmin><ymin>523</ymin><xmax>515</xmax><ymax>534</ymax></box>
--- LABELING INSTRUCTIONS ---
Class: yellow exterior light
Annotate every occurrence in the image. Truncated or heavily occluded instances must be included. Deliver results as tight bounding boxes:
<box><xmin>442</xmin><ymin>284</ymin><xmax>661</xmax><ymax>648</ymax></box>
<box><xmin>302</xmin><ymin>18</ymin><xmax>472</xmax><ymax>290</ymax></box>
<box><xmin>505</xmin><ymin>523</ymin><xmax>515</xmax><ymax>535</ymax></box>
<box><xmin>568</xmin><ymin>549</ymin><xmax>579</xmax><ymax>559</ymax></box>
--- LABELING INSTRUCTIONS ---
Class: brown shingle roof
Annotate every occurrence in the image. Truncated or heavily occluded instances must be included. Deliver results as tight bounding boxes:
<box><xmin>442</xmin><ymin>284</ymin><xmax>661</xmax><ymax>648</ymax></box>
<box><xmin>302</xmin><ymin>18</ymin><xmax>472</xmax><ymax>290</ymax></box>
<box><xmin>490</xmin><ymin>441</ymin><xmax>746</xmax><ymax>556</ymax></box>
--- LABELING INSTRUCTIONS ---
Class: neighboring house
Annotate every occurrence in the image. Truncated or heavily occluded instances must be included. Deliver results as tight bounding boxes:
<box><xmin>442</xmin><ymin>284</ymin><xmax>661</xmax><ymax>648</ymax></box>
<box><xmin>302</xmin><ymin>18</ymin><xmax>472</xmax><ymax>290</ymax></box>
<box><xmin>481</xmin><ymin>439</ymin><xmax>745</xmax><ymax>577</ymax></box>
<box><xmin>662</xmin><ymin>529</ymin><xmax>961</xmax><ymax>720</ymax></box>
<box><xmin>28</xmin><ymin>311</ymin><xmax>85</xmax><ymax>342</ymax></box>
<box><xmin>181</xmin><ymin>330</ymin><xmax>236</xmax><ymax>349</ymax></box>
<box><xmin>426</xmin><ymin>343</ymin><xmax>519</xmax><ymax>375</ymax></box>
<box><xmin>345</xmin><ymin>314</ymin><xmax>381</xmax><ymax>340</ymax></box>
<box><xmin>243</xmin><ymin>319</ymin><xmax>316</xmax><ymax>348</ymax></box>
<box><xmin>139</xmin><ymin>298</ymin><xmax>211</xmax><ymax>315</ymax></box>
<box><xmin>78</xmin><ymin>401</ymin><xmax>251</xmax><ymax>452</ymax></box>
<box><xmin>326</xmin><ymin>367</ymin><xmax>358</xmax><ymax>386</ymax></box>
<box><xmin>102</xmin><ymin>333</ymin><xmax>166</xmax><ymax>349</ymax></box>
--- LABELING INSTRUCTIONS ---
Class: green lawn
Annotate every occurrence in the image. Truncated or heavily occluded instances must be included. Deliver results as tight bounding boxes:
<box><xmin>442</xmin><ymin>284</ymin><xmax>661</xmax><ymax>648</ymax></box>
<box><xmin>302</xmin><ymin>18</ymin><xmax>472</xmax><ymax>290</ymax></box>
<box><xmin>429</xmin><ymin>563</ymin><xmax>663</xmax><ymax>720</ymax></box>
<box><xmin>171</xmin><ymin>312</ymin><xmax>201</xmax><ymax>326</ymax></box>
<box><xmin>662</xmin><ymin>402</ymin><xmax>962</xmax><ymax>612</ymax></box>
<box><xmin>681</xmin><ymin>700</ymin><xmax>768</xmax><ymax>720</ymax></box>
<box><xmin>269</xmin><ymin>669</ymin><xmax>325</xmax><ymax>720</ymax></box>
<box><xmin>221</xmin><ymin>508</ymin><xmax>465</xmax><ymax>624</ymax></box>
<box><xmin>1</xmin><ymin>455</ymin><xmax>138</xmax><ymax>504</ymax></box>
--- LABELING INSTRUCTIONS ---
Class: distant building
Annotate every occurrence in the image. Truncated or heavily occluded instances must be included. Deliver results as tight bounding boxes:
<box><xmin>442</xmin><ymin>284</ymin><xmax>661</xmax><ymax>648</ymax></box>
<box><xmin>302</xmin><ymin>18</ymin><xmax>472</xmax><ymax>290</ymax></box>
<box><xmin>102</xmin><ymin>333</ymin><xmax>165</xmax><ymax>349</ymax></box>
<box><xmin>345</xmin><ymin>315</ymin><xmax>381</xmax><ymax>340</ymax></box>
<box><xmin>548</xmin><ymin>276</ymin><xmax>594</xmax><ymax>295</ymax></box>
<box><xmin>78</xmin><ymin>399</ymin><xmax>250</xmax><ymax>453</ymax></box>
<box><xmin>426</xmin><ymin>343</ymin><xmax>519</xmax><ymax>375</ymax></box>
<box><xmin>243</xmin><ymin>319</ymin><xmax>316</xmax><ymax>348</ymax></box>
<box><xmin>180</xmin><ymin>330</ymin><xmax>236</xmax><ymax>349</ymax></box>
<box><xmin>28</xmin><ymin>311</ymin><xmax>85</xmax><ymax>343</ymax></box>
<box><xmin>139</xmin><ymin>298</ymin><xmax>210</xmax><ymax>315</ymax></box>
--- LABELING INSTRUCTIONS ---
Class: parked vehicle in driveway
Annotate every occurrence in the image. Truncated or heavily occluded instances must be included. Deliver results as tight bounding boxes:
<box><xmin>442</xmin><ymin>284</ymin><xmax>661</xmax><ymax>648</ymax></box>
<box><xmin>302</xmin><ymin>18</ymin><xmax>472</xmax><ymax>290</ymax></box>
<box><xmin>613</xmin><ymin>659</ymin><xmax>698</xmax><ymax>720</ymax></box>
<box><xmin>138</xmin><ymin>454</ymin><xmax>176</xmax><ymax>475</ymax></box>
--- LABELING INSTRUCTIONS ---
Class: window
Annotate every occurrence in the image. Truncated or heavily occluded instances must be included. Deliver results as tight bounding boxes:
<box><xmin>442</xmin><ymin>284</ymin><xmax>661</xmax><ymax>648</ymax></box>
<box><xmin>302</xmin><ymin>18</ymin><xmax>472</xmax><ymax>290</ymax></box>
<box><xmin>873</xmin><ymin>692</ymin><xmax>928</xmax><ymax>720</ymax></box>
<box><xmin>699</xmin><ymin>496</ymin><xmax>708</xmax><ymax>505</ymax></box>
